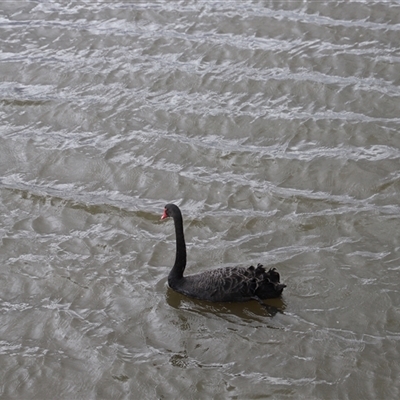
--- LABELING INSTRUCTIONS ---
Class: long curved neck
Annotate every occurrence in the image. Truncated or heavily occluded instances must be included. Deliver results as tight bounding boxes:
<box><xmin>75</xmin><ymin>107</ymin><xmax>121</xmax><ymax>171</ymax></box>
<box><xmin>169</xmin><ymin>211</ymin><xmax>186</xmax><ymax>282</ymax></box>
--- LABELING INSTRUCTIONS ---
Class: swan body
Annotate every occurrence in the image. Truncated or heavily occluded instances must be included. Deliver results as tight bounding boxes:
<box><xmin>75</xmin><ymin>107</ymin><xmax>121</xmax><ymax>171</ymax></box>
<box><xmin>162</xmin><ymin>204</ymin><xmax>285</xmax><ymax>303</ymax></box>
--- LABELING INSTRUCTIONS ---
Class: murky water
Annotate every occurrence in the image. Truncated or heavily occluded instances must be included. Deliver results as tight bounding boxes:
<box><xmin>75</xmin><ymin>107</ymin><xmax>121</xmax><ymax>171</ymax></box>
<box><xmin>1</xmin><ymin>1</ymin><xmax>400</xmax><ymax>399</ymax></box>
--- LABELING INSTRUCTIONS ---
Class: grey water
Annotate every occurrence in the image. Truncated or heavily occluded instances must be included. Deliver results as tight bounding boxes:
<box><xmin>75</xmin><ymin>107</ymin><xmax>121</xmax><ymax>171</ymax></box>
<box><xmin>1</xmin><ymin>1</ymin><xmax>400</xmax><ymax>399</ymax></box>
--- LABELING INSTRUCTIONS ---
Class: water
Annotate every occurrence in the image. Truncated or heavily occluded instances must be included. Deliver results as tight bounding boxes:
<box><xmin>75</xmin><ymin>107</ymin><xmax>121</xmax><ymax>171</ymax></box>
<box><xmin>1</xmin><ymin>1</ymin><xmax>400</xmax><ymax>399</ymax></box>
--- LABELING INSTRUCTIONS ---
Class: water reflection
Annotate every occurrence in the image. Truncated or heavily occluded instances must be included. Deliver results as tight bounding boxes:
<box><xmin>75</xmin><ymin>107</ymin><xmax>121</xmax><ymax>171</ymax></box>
<box><xmin>165</xmin><ymin>286</ymin><xmax>286</xmax><ymax>320</ymax></box>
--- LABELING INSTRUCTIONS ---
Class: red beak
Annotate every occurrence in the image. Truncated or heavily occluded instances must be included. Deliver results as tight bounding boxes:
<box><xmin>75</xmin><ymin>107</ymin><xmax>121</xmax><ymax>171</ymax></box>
<box><xmin>161</xmin><ymin>209</ymin><xmax>168</xmax><ymax>220</ymax></box>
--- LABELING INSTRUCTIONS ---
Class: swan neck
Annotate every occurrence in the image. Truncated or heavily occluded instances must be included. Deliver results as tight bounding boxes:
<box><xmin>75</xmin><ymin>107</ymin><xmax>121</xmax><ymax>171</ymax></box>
<box><xmin>170</xmin><ymin>212</ymin><xmax>186</xmax><ymax>281</ymax></box>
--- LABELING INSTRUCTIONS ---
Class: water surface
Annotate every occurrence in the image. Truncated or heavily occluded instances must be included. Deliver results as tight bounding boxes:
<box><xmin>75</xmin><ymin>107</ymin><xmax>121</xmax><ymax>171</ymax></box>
<box><xmin>1</xmin><ymin>1</ymin><xmax>400</xmax><ymax>399</ymax></box>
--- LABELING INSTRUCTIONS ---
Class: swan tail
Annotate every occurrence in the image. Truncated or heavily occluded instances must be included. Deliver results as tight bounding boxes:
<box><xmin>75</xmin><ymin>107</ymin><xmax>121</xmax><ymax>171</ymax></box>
<box><xmin>251</xmin><ymin>264</ymin><xmax>286</xmax><ymax>299</ymax></box>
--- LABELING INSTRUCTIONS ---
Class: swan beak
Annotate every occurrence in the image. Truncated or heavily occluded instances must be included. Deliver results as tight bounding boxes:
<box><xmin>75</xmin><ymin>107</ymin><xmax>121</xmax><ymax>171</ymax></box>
<box><xmin>161</xmin><ymin>209</ymin><xmax>168</xmax><ymax>220</ymax></box>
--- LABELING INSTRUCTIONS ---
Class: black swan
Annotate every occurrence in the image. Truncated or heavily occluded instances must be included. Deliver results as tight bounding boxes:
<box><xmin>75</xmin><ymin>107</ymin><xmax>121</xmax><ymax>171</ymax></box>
<box><xmin>161</xmin><ymin>204</ymin><xmax>285</xmax><ymax>304</ymax></box>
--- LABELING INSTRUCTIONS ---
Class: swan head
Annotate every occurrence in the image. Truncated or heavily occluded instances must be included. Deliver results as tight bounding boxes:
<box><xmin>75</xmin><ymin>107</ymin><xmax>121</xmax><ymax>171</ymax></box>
<box><xmin>161</xmin><ymin>203</ymin><xmax>181</xmax><ymax>220</ymax></box>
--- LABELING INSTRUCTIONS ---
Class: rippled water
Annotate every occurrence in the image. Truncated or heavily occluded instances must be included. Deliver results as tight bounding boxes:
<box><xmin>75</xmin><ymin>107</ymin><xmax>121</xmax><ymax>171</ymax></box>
<box><xmin>1</xmin><ymin>1</ymin><xmax>400</xmax><ymax>399</ymax></box>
